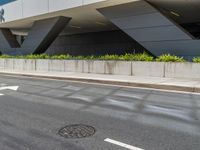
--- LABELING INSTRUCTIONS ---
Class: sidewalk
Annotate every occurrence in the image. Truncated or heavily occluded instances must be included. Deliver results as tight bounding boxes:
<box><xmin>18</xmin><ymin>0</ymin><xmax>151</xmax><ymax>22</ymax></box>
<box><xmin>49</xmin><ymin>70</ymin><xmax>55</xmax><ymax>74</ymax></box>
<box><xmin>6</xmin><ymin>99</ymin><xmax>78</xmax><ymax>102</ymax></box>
<box><xmin>0</xmin><ymin>70</ymin><xmax>200</xmax><ymax>93</ymax></box>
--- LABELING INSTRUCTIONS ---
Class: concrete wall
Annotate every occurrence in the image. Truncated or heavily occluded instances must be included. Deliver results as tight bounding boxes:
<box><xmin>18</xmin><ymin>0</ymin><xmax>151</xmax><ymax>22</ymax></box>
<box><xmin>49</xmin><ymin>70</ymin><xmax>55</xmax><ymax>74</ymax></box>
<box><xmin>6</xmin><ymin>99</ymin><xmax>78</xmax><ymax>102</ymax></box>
<box><xmin>1</xmin><ymin>58</ymin><xmax>200</xmax><ymax>79</ymax></box>
<box><xmin>46</xmin><ymin>30</ymin><xmax>147</xmax><ymax>56</ymax></box>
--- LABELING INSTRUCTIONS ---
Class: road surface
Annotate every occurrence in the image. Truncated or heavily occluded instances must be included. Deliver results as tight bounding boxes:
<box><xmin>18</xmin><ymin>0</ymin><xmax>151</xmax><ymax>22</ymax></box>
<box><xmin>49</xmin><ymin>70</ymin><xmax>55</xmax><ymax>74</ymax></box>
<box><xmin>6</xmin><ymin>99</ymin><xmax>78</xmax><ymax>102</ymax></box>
<box><xmin>0</xmin><ymin>74</ymin><xmax>199</xmax><ymax>150</ymax></box>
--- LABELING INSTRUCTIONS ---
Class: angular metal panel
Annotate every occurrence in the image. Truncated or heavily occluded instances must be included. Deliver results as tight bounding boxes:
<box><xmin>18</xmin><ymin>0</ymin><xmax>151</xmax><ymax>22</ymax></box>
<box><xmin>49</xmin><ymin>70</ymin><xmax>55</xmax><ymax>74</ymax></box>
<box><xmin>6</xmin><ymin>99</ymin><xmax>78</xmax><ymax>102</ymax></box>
<box><xmin>123</xmin><ymin>26</ymin><xmax>191</xmax><ymax>42</ymax></box>
<box><xmin>22</xmin><ymin>16</ymin><xmax>71</xmax><ymax>54</ymax></box>
<box><xmin>0</xmin><ymin>16</ymin><xmax>71</xmax><ymax>55</ymax></box>
<box><xmin>98</xmin><ymin>0</ymin><xmax>198</xmax><ymax>58</ymax></box>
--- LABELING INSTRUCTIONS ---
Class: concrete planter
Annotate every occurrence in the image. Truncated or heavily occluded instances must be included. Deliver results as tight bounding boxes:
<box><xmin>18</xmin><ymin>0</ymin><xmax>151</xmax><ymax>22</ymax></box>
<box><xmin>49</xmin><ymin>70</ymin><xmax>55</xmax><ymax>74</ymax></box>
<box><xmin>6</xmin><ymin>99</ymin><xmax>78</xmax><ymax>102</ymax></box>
<box><xmin>65</xmin><ymin>60</ymin><xmax>83</xmax><ymax>73</ymax></box>
<box><xmin>105</xmin><ymin>61</ymin><xmax>132</xmax><ymax>75</ymax></box>
<box><xmin>164</xmin><ymin>62</ymin><xmax>200</xmax><ymax>79</ymax></box>
<box><xmin>0</xmin><ymin>59</ymin><xmax>200</xmax><ymax>79</ymax></box>
<box><xmin>132</xmin><ymin>61</ymin><xmax>165</xmax><ymax>77</ymax></box>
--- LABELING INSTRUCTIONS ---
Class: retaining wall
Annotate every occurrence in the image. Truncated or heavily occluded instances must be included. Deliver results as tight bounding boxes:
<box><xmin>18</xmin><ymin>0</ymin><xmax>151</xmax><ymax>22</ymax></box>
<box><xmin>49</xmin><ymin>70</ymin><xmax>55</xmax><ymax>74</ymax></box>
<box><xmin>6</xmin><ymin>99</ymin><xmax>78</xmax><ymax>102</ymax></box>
<box><xmin>0</xmin><ymin>59</ymin><xmax>200</xmax><ymax>79</ymax></box>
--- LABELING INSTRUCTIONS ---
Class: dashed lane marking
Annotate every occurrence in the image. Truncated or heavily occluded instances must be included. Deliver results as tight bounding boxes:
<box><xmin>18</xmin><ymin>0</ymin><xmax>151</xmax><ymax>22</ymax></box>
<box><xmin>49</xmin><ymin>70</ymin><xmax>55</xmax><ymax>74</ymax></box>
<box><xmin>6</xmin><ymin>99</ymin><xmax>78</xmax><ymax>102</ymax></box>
<box><xmin>104</xmin><ymin>138</ymin><xmax>144</xmax><ymax>150</ymax></box>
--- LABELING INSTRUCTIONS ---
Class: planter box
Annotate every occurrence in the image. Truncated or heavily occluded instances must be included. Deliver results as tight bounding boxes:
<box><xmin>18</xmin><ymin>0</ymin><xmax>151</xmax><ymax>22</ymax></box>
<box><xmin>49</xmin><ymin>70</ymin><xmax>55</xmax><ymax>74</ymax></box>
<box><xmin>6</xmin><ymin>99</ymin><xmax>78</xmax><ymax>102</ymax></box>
<box><xmin>23</xmin><ymin>59</ymin><xmax>36</xmax><ymax>71</ymax></box>
<box><xmin>105</xmin><ymin>61</ymin><xmax>132</xmax><ymax>75</ymax></box>
<box><xmin>132</xmin><ymin>62</ymin><xmax>165</xmax><ymax>77</ymax></box>
<box><xmin>0</xmin><ymin>58</ymin><xmax>200</xmax><ymax>79</ymax></box>
<box><xmin>65</xmin><ymin>60</ymin><xmax>83</xmax><ymax>73</ymax></box>
<box><xmin>36</xmin><ymin>59</ymin><xmax>49</xmax><ymax>72</ymax></box>
<box><xmin>4</xmin><ymin>59</ymin><xmax>14</xmax><ymax>71</ymax></box>
<box><xmin>165</xmin><ymin>62</ymin><xmax>200</xmax><ymax>79</ymax></box>
<box><xmin>49</xmin><ymin>60</ymin><xmax>65</xmax><ymax>72</ymax></box>
<box><xmin>83</xmin><ymin>60</ymin><xmax>105</xmax><ymax>74</ymax></box>
<box><xmin>0</xmin><ymin>59</ymin><xmax>5</xmax><ymax>70</ymax></box>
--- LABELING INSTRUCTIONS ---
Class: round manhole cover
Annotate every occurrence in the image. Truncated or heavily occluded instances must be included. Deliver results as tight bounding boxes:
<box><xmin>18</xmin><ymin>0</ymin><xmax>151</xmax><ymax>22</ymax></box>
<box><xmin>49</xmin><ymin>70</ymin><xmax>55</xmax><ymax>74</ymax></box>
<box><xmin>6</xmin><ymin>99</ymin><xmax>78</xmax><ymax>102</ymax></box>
<box><xmin>58</xmin><ymin>124</ymin><xmax>96</xmax><ymax>139</ymax></box>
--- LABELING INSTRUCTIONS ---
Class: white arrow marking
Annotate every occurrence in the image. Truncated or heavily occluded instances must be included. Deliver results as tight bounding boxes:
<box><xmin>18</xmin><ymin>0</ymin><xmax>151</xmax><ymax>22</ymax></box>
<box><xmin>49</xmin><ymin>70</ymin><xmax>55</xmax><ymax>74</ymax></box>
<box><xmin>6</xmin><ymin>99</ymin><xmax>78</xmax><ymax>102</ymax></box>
<box><xmin>0</xmin><ymin>86</ymin><xmax>19</xmax><ymax>91</ymax></box>
<box><xmin>104</xmin><ymin>138</ymin><xmax>144</xmax><ymax>150</ymax></box>
<box><xmin>0</xmin><ymin>93</ymin><xmax>4</xmax><ymax>96</ymax></box>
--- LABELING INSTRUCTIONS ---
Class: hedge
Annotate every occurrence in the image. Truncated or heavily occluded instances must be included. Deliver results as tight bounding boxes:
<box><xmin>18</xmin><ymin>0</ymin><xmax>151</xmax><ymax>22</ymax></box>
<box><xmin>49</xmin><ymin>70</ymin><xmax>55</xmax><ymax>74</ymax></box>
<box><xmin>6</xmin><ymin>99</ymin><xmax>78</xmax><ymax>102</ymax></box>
<box><xmin>0</xmin><ymin>53</ymin><xmax>199</xmax><ymax>63</ymax></box>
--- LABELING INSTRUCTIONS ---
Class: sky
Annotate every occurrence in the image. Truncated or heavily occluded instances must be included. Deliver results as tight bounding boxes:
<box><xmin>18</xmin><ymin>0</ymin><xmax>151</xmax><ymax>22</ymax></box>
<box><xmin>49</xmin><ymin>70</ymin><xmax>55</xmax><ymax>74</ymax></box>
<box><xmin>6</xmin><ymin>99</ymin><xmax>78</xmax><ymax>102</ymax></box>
<box><xmin>0</xmin><ymin>0</ymin><xmax>16</xmax><ymax>5</ymax></box>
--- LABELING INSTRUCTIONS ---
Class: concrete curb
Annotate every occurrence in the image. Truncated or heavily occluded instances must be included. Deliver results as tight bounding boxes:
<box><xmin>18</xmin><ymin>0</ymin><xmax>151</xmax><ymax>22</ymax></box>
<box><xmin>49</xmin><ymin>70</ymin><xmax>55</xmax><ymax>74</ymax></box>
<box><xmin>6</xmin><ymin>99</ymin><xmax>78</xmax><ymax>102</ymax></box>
<box><xmin>0</xmin><ymin>72</ymin><xmax>199</xmax><ymax>93</ymax></box>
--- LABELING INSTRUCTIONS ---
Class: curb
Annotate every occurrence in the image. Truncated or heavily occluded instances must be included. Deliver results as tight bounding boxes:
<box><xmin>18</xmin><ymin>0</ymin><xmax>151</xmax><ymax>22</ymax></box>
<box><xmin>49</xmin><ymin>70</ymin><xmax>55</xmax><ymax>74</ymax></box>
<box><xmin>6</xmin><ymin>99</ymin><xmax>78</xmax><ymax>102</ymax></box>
<box><xmin>0</xmin><ymin>72</ymin><xmax>199</xmax><ymax>93</ymax></box>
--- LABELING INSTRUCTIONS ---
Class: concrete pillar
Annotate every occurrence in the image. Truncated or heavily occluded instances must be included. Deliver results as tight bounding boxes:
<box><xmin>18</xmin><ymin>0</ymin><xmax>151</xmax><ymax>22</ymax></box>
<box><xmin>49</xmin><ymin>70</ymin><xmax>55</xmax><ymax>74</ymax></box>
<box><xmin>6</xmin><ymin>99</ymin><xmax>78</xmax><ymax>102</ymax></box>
<box><xmin>0</xmin><ymin>16</ymin><xmax>71</xmax><ymax>55</ymax></box>
<box><xmin>98</xmin><ymin>0</ymin><xmax>200</xmax><ymax>59</ymax></box>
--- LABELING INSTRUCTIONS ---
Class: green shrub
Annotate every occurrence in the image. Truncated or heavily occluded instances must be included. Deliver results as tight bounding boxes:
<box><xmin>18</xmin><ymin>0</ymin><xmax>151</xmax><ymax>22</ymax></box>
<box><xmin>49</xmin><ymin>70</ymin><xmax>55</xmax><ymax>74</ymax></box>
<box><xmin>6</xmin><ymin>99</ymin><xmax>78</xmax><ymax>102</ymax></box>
<box><xmin>50</xmin><ymin>54</ymin><xmax>71</xmax><ymax>59</ymax></box>
<box><xmin>72</xmin><ymin>55</ymin><xmax>96</xmax><ymax>60</ymax></box>
<box><xmin>192</xmin><ymin>57</ymin><xmax>200</xmax><ymax>63</ymax></box>
<box><xmin>0</xmin><ymin>55</ymin><xmax>14</xmax><ymax>58</ymax></box>
<box><xmin>98</xmin><ymin>53</ymin><xmax>153</xmax><ymax>61</ymax></box>
<box><xmin>24</xmin><ymin>54</ymin><xmax>50</xmax><ymax>59</ymax></box>
<box><xmin>0</xmin><ymin>53</ymin><xmax>193</xmax><ymax>63</ymax></box>
<box><xmin>156</xmin><ymin>54</ymin><xmax>185</xmax><ymax>62</ymax></box>
<box><xmin>99</xmin><ymin>54</ymin><xmax>120</xmax><ymax>60</ymax></box>
<box><xmin>124</xmin><ymin>53</ymin><xmax>154</xmax><ymax>61</ymax></box>
<box><xmin>0</xmin><ymin>53</ymin><xmax>153</xmax><ymax>61</ymax></box>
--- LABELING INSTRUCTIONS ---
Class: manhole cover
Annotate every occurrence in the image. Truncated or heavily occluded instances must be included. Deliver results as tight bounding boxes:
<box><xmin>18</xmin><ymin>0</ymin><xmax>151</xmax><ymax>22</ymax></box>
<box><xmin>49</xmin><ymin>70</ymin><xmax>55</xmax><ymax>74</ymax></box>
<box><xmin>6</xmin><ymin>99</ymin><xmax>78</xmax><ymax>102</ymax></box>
<box><xmin>58</xmin><ymin>124</ymin><xmax>96</xmax><ymax>139</ymax></box>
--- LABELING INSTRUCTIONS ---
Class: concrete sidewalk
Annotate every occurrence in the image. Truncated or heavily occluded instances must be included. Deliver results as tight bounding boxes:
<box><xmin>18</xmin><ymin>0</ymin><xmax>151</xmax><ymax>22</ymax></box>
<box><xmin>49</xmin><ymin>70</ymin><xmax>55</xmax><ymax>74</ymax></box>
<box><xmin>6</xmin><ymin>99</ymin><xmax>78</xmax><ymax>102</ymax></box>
<box><xmin>0</xmin><ymin>70</ymin><xmax>200</xmax><ymax>93</ymax></box>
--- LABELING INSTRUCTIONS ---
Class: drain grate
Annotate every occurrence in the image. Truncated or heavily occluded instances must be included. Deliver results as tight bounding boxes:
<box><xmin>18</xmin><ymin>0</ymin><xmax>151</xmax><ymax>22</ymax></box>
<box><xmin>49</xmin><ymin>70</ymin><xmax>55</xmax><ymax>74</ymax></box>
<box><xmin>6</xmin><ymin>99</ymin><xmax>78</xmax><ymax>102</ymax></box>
<box><xmin>58</xmin><ymin>124</ymin><xmax>96</xmax><ymax>139</ymax></box>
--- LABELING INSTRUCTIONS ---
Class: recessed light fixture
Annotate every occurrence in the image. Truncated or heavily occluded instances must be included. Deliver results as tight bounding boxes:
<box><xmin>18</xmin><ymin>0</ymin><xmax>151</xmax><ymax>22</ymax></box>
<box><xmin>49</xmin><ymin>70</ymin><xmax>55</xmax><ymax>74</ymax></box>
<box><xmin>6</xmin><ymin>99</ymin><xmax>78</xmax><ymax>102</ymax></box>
<box><xmin>95</xmin><ymin>21</ymin><xmax>107</xmax><ymax>26</ymax></box>
<box><xmin>69</xmin><ymin>25</ymin><xmax>81</xmax><ymax>29</ymax></box>
<box><xmin>170</xmin><ymin>11</ymin><xmax>180</xmax><ymax>17</ymax></box>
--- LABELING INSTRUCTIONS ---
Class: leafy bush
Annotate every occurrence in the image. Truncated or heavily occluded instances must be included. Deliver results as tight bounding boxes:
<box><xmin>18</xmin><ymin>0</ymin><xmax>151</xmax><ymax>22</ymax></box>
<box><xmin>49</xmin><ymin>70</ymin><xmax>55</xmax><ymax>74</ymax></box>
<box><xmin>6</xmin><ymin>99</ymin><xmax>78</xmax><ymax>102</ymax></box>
<box><xmin>192</xmin><ymin>57</ymin><xmax>200</xmax><ymax>63</ymax></box>
<box><xmin>98</xmin><ymin>53</ymin><xmax>154</xmax><ymax>61</ymax></box>
<box><xmin>99</xmin><ymin>54</ymin><xmax>120</xmax><ymax>60</ymax></box>
<box><xmin>27</xmin><ymin>54</ymin><xmax>51</xmax><ymax>59</ymax></box>
<box><xmin>156</xmin><ymin>54</ymin><xmax>185</xmax><ymax>62</ymax></box>
<box><xmin>123</xmin><ymin>53</ymin><xmax>154</xmax><ymax>61</ymax></box>
<box><xmin>0</xmin><ymin>55</ymin><xmax>14</xmax><ymax>58</ymax></box>
<box><xmin>0</xmin><ymin>53</ymin><xmax>192</xmax><ymax>63</ymax></box>
<box><xmin>0</xmin><ymin>53</ymin><xmax>153</xmax><ymax>61</ymax></box>
<box><xmin>50</xmin><ymin>54</ymin><xmax>71</xmax><ymax>59</ymax></box>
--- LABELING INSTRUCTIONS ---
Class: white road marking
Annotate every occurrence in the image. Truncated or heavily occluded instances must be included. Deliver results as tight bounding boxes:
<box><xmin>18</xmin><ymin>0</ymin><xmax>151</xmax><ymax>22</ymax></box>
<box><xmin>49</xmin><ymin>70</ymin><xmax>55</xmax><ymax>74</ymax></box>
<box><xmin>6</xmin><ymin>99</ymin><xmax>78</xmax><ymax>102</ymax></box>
<box><xmin>104</xmin><ymin>138</ymin><xmax>144</xmax><ymax>150</ymax></box>
<box><xmin>0</xmin><ymin>86</ymin><xmax>19</xmax><ymax>91</ymax></box>
<box><xmin>0</xmin><ymin>85</ymin><xmax>19</xmax><ymax>96</ymax></box>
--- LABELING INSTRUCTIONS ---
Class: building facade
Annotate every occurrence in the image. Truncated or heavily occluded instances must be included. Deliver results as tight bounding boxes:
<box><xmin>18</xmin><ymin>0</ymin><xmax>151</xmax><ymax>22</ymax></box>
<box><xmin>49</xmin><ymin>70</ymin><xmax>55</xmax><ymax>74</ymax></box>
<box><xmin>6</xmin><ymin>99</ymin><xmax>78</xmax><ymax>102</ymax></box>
<box><xmin>0</xmin><ymin>0</ymin><xmax>200</xmax><ymax>59</ymax></box>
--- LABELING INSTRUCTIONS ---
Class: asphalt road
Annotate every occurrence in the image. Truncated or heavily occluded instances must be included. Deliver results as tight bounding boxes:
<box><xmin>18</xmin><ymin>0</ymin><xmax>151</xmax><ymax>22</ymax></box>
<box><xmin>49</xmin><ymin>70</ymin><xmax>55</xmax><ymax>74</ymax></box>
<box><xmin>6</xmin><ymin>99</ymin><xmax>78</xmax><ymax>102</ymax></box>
<box><xmin>0</xmin><ymin>74</ymin><xmax>199</xmax><ymax>150</ymax></box>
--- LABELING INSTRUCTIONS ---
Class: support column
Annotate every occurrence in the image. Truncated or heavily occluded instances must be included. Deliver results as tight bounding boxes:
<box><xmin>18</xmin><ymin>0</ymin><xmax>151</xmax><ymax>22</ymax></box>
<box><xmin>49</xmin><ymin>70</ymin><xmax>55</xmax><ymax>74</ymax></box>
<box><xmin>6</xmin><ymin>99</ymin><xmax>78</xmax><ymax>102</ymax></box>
<box><xmin>0</xmin><ymin>16</ymin><xmax>71</xmax><ymax>55</ymax></box>
<box><xmin>98</xmin><ymin>0</ymin><xmax>200</xmax><ymax>59</ymax></box>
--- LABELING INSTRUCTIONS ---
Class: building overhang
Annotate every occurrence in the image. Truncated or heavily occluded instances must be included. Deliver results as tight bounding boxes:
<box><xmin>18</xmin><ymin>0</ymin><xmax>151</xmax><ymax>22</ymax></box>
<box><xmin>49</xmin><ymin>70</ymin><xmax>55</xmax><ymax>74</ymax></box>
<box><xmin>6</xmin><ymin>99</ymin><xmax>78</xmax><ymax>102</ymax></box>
<box><xmin>1</xmin><ymin>0</ymin><xmax>200</xmax><ymax>36</ymax></box>
<box><xmin>0</xmin><ymin>0</ymin><xmax>139</xmax><ymax>35</ymax></box>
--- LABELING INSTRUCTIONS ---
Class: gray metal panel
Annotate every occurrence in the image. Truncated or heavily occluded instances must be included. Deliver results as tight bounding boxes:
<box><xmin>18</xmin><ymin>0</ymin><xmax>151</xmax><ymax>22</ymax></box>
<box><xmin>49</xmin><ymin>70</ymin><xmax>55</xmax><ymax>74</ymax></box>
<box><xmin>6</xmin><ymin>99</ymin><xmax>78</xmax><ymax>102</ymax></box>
<box><xmin>123</xmin><ymin>26</ymin><xmax>191</xmax><ymax>42</ymax></box>
<box><xmin>0</xmin><ymin>16</ymin><xmax>71</xmax><ymax>55</ymax></box>
<box><xmin>141</xmin><ymin>40</ymin><xmax>200</xmax><ymax>56</ymax></box>
<box><xmin>2</xmin><ymin>29</ymin><xmax>20</xmax><ymax>48</ymax></box>
<box><xmin>0</xmin><ymin>30</ymin><xmax>12</xmax><ymax>49</ymax></box>
<box><xmin>111</xmin><ymin>13</ymin><xmax>173</xmax><ymax>29</ymax></box>
<box><xmin>22</xmin><ymin>16</ymin><xmax>71</xmax><ymax>54</ymax></box>
<box><xmin>98</xmin><ymin>0</ymin><xmax>197</xmax><ymax>58</ymax></box>
<box><xmin>46</xmin><ymin>30</ymin><xmax>147</xmax><ymax>56</ymax></box>
<box><xmin>0</xmin><ymin>29</ymin><xmax>20</xmax><ymax>49</ymax></box>
<box><xmin>98</xmin><ymin>1</ymin><xmax>156</xmax><ymax>19</ymax></box>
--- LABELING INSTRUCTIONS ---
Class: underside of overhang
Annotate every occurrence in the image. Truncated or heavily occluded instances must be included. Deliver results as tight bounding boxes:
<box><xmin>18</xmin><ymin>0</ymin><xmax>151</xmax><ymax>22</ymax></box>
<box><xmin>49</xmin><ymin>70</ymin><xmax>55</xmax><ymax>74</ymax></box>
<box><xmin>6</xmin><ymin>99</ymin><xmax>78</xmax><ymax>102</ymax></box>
<box><xmin>0</xmin><ymin>0</ymin><xmax>200</xmax><ymax>37</ymax></box>
<box><xmin>0</xmin><ymin>0</ymin><xmax>139</xmax><ymax>36</ymax></box>
<box><xmin>147</xmin><ymin>0</ymin><xmax>200</xmax><ymax>39</ymax></box>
